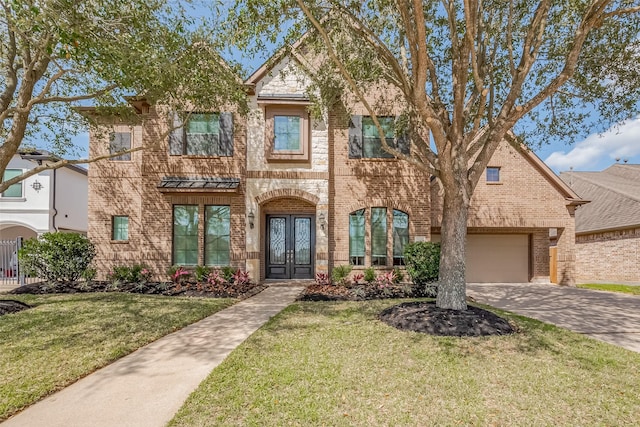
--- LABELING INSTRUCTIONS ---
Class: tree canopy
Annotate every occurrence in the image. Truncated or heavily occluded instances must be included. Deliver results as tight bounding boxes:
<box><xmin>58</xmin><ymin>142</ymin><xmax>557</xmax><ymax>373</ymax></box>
<box><xmin>221</xmin><ymin>0</ymin><xmax>640</xmax><ymax>309</ymax></box>
<box><xmin>0</xmin><ymin>0</ymin><xmax>246</xmax><ymax>191</ymax></box>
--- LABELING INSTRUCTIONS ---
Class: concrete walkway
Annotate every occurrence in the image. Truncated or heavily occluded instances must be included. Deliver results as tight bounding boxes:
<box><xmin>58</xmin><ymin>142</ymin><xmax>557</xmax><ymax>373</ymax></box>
<box><xmin>468</xmin><ymin>283</ymin><xmax>640</xmax><ymax>353</ymax></box>
<box><xmin>2</xmin><ymin>284</ymin><xmax>305</xmax><ymax>427</ymax></box>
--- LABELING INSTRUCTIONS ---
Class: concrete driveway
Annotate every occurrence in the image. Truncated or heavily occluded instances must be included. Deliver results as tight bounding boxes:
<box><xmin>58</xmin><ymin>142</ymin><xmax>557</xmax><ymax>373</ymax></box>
<box><xmin>467</xmin><ymin>283</ymin><xmax>640</xmax><ymax>353</ymax></box>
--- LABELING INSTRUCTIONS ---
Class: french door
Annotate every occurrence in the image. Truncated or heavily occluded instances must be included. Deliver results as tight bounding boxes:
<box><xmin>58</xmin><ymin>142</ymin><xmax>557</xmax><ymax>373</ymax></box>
<box><xmin>266</xmin><ymin>215</ymin><xmax>314</xmax><ymax>279</ymax></box>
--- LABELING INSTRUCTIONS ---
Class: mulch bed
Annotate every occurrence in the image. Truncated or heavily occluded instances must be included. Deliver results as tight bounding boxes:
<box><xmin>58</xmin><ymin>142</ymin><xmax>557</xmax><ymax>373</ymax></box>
<box><xmin>4</xmin><ymin>281</ymin><xmax>266</xmax><ymax>299</ymax></box>
<box><xmin>0</xmin><ymin>300</ymin><xmax>32</xmax><ymax>315</ymax></box>
<box><xmin>3</xmin><ymin>281</ymin><xmax>514</xmax><ymax>337</ymax></box>
<box><xmin>379</xmin><ymin>301</ymin><xmax>516</xmax><ymax>337</ymax></box>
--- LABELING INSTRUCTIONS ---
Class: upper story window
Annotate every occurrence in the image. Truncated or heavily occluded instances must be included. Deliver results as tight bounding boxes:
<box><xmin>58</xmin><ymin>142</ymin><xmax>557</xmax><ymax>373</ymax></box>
<box><xmin>265</xmin><ymin>106</ymin><xmax>310</xmax><ymax>162</ymax></box>
<box><xmin>349</xmin><ymin>115</ymin><xmax>410</xmax><ymax>159</ymax></box>
<box><xmin>109</xmin><ymin>132</ymin><xmax>131</xmax><ymax>161</ymax></box>
<box><xmin>112</xmin><ymin>216</ymin><xmax>129</xmax><ymax>241</ymax></box>
<box><xmin>169</xmin><ymin>112</ymin><xmax>234</xmax><ymax>157</ymax></box>
<box><xmin>1</xmin><ymin>169</ymin><xmax>23</xmax><ymax>198</ymax></box>
<box><xmin>486</xmin><ymin>167</ymin><xmax>501</xmax><ymax>183</ymax></box>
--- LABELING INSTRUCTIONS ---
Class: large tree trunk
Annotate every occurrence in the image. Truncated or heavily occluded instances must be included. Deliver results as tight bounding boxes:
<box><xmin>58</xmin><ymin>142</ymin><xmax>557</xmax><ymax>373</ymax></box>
<box><xmin>436</xmin><ymin>155</ymin><xmax>472</xmax><ymax>310</ymax></box>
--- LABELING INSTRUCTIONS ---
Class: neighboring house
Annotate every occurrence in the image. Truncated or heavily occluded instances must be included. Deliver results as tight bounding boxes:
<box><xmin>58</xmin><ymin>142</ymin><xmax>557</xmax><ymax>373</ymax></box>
<box><xmin>1</xmin><ymin>151</ymin><xmax>89</xmax><ymax>239</ymax></box>
<box><xmin>87</xmin><ymin>54</ymin><xmax>583</xmax><ymax>285</ymax></box>
<box><xmin>0</xmin><ymin>150</ymin><xmax>88</xmax><ymax>277</ymax></box>
<box><xmin>560</xmin><ymin>164</ymin><xmax>640</xmax><ymax>283</ymax></box>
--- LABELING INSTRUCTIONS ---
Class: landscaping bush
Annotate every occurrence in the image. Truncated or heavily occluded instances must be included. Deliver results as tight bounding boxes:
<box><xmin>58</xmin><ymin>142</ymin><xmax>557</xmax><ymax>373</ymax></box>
<box><xmin>18</xmin><ymin>232</ymin><xmax>95</xmax><ymax>283</ymax></box>
<box><xmin>404</xmin><ymin>241</ymin><xmax>440</xmax><ymax>285</ymax></box>
<box><xmin>107</xmin><ymin>264</ymin><xmax>152</xmax><ymax>285</ymax></box>
<box><xmin>363</xmin><ymin>267</ymin><xmax>376</xmax><ymax>284</ymax></box>
<box><xmin>331</xmin><ymin>264</ymin><xmax>353</xmax><ymax>286</ymax></box>
<box><xmin>193</xmin><ymin>265</ymin><xmax>211</xmax><ymax>283</ymax></box>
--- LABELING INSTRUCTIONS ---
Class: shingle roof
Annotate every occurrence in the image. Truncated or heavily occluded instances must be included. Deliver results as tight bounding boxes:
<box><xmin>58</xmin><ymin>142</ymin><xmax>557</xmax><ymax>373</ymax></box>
<box><xmin>560</xmin><ymin>164</ymin><xmax>640</xmax><ymax>233</ymax></box>
<box><xmin>157</xmin><ymin>177</ymin><xmax>240</xmax><ymax>191</ymax></box>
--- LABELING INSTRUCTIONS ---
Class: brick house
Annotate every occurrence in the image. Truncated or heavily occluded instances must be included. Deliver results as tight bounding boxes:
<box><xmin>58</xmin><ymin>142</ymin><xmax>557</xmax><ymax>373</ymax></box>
<box><xmin>87</xmin><ymin>54</ymin><xmax>582</xmax><ymax>285</ymax></box>
<box><xmin>560</xmin><ymin>164</ymin><xmax>640</xmax><ymax>283</ymax></box>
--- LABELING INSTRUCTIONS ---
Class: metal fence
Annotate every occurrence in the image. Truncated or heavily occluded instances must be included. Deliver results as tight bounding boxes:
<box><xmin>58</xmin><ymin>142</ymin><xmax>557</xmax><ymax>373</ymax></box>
<box><xmin>0</xmin><ymin>237</ymin><xmax>39</xmax><ymax>287</ymax></box>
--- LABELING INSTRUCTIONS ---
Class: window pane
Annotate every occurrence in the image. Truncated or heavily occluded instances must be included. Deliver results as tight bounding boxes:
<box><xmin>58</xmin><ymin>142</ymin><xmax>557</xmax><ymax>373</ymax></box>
<box><xmin>393</xmin><ymin>210</ymin><xmax>409</xmax><ymax>265</ymax></box>
<box><xmin>205</xmin><ymin>205</ymin><xmax>230</xmax><ymax>266</ymax></box>
<box><xmin>274</xmin><ymin>115</ymin><xmax>301</xmax><ymax>151</ymax></box>
<box><xmin>186</xmin><ymin>113</ymin><xmax>220</xmax><ymax>155</ymax></box>
<box><xmin>486</xmin><ymin>167</ymin><xmax>500</xmax><ymax>182</ymax></box>
<box><xmin>109</xmin><ymin>132</ymin><xmax>131</xmax><ymax>161</ymax></box>
<box><xmin>349</xmin><ymin>209</ymin><xmax>365</xmax><ymax>265</ymax></box>
<box><xmin>2</xmin><ymin>169</ymin><xmax>23</xmax><ymax>198</ymax></box>
<box><xmin>362</xmin><ymin>117</ymin><xmax>394</xmax><ymax>158</ymax></box>
<box><xmin>371</xmin><ymin>207</ymin><xmax>387</xmax><ymax>265</ymax></box>
<box><xmin>173</xmin><ymin>205</ymin><xmax>198</xmax><ymax>265</ymax></box>
<box><xmin>294</xmin><ymin>218</ymin><xmax>311</xmax><ymax>265</ymax></box>
<box><xmin>112</xmin><ymin>216</ymin><xmax>129</xmax><ymax>241</ymax></box>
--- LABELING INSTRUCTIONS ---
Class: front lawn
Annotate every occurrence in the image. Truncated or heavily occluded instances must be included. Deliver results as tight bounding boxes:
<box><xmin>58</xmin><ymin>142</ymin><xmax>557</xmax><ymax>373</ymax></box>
<box><xmin>171</xmin><ymin>300</ymin><xmax>640</xmax><ymax>426</ymax></box>
<box><xmin>0</xmin><ymin>293</ymin><xmax>234</xmax><ymax>420</ymax></box>
<box><xmin>578</xmin><ymin>283</ymin><xmax>640</xmax><ymax>295</ymax></box>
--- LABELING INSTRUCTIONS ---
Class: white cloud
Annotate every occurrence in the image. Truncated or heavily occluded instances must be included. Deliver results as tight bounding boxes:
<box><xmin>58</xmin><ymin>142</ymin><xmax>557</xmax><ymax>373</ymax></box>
<box><xmin>544</xmin><ymin>115</ymin><xmax>640</xmax><ymax>171</ymax></box>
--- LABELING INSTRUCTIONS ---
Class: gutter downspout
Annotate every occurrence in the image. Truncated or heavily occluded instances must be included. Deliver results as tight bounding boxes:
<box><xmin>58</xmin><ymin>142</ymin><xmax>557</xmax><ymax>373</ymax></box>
<box><xmin>52</xmin><ymin>169</ymin><xmax>58</xmax><ymax>231</ymax></box>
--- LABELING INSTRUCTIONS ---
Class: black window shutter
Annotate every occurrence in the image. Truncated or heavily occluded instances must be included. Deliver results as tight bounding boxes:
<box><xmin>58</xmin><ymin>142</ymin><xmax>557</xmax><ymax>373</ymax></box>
<box><xmin>219</xmin><ymin>112</ymin><xmax>234</xmax><ymax>157</ymax></box>
<box><xmin>168</xmin><ymin>112</ymin><xmax>184</xmax><ymax>155</ymax></box>
<box><xmin>348</xmin><ymin>115</ymin><xmax>363</xmax><ymax>159</ymax></box>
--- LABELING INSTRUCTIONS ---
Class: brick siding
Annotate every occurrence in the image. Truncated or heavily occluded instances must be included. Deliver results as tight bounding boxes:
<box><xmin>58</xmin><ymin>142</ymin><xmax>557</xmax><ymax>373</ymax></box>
<box><xmin>575</xmin><ymin>227</ymin><xmax>640</xmax><ymax>282</ymax></box>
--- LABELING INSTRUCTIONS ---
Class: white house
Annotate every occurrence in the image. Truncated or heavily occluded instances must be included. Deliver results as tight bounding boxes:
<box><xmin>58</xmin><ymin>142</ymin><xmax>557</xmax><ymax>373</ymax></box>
<box><xmin>0</xmin><ymin>150</ymin><xmax>88</xmax><ymax>240</ymax></box>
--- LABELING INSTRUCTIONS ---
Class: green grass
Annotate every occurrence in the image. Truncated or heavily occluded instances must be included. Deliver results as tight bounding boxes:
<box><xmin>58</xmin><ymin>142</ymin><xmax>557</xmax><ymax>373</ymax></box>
<box><xmin>0</xmin><ymin>293</ymin><xmax>234</xmax><ymax>420</ymax></box>
<box><xmin>171</xmin><ymin>300</ymin><xmax>640</xmax><ymax>427</ymax></box>
<box><xmin>578</xmin><ymin>283</ymin><xmax>640</xmax><ymax>295</ymax></box>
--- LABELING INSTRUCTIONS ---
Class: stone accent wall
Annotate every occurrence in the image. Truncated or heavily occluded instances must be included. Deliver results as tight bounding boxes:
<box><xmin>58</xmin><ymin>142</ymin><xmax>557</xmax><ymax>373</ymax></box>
<box><xmin>575</xmin><ymin>227</ymin><xmax>640</xmax><ymax>282</ymax></box>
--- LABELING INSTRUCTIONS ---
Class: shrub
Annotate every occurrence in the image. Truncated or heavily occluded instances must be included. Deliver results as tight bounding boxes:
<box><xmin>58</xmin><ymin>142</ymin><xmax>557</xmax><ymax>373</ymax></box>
<box><xmin>331</xmin><ymin>264</ymin><xmax>353</xmax><ymax>286</ymax></box>
<box><xmin>363</xmin><ymin>267</ymin><xmax>376</xmax><ymax>284</ymax></box>
<box><xmin>352</xmin><ymin>273</ymin><xmax>364</xmax><ymax>285</ymax></box>
<box><xmin>168</xmin><ymin>265</ymin><xmax>191</xmax><ymax>284</ymax></box>
<box><xmin>194</xmin><ymin>265</ymin><xmax>211</xmax><ymax>283</ymax></box>
<box><xmin>404</xmin><ymin>241</ymin><xmax>440</xmax><ymax>285</ymax></box>
<box><xmin>393</xmin><ymin>267</ymin><xmax>404</xmax><ymax>283</ymax></box>
<box><xmin>232</xmin><ymin>269</ymin><xmax>251</xmax><ymax>286</ymax></box>
<box><xmin>221</xmin><ymin>266</ymin><xmax>236</xmax><ymax>282</ymax></box>
<box><xmin>315</xmin><ymin>272</ymin><xmax>331</xmax><ymax>286</ymax></box>
<box><xmin>207</xmin><ymin>268</ymin><xmax>228</xmax><ymax>286</ymax></box>
<box><xmin>18</xmin><ymin>232</ymin><xmax>95</xmax><ymax>283</ymax></box>
<box><xmin>107</xmin><ymin>264</ymin><xmax>152</xmax><ymax>284</ymax></box>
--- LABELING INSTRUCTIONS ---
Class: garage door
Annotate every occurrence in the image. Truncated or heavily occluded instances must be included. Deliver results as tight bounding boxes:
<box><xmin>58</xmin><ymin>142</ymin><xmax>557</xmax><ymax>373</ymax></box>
<box><xmin>467</xmin><ymin>234</ymin><xmax>529</xmax><ymax>282</ymax></box>
<box><xmin>433</xmin><ymin>234</ymin><xmax>530</xmax><ymax>283</ymax></box>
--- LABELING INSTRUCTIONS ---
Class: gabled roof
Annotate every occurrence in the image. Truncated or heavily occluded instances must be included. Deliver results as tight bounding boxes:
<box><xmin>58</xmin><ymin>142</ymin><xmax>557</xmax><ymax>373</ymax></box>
<box><xmin>560</xmin><ymin>164</ymin><xmax>640</xmax><ymax>234</ymax></box>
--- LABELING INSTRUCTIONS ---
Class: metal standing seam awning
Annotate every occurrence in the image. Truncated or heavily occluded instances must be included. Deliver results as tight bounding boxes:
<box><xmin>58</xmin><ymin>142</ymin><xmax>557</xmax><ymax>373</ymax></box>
<box><xmin>157</xmin><ymin>177</ymin><xmax>241</xmax><ymax>193</ymax></box>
